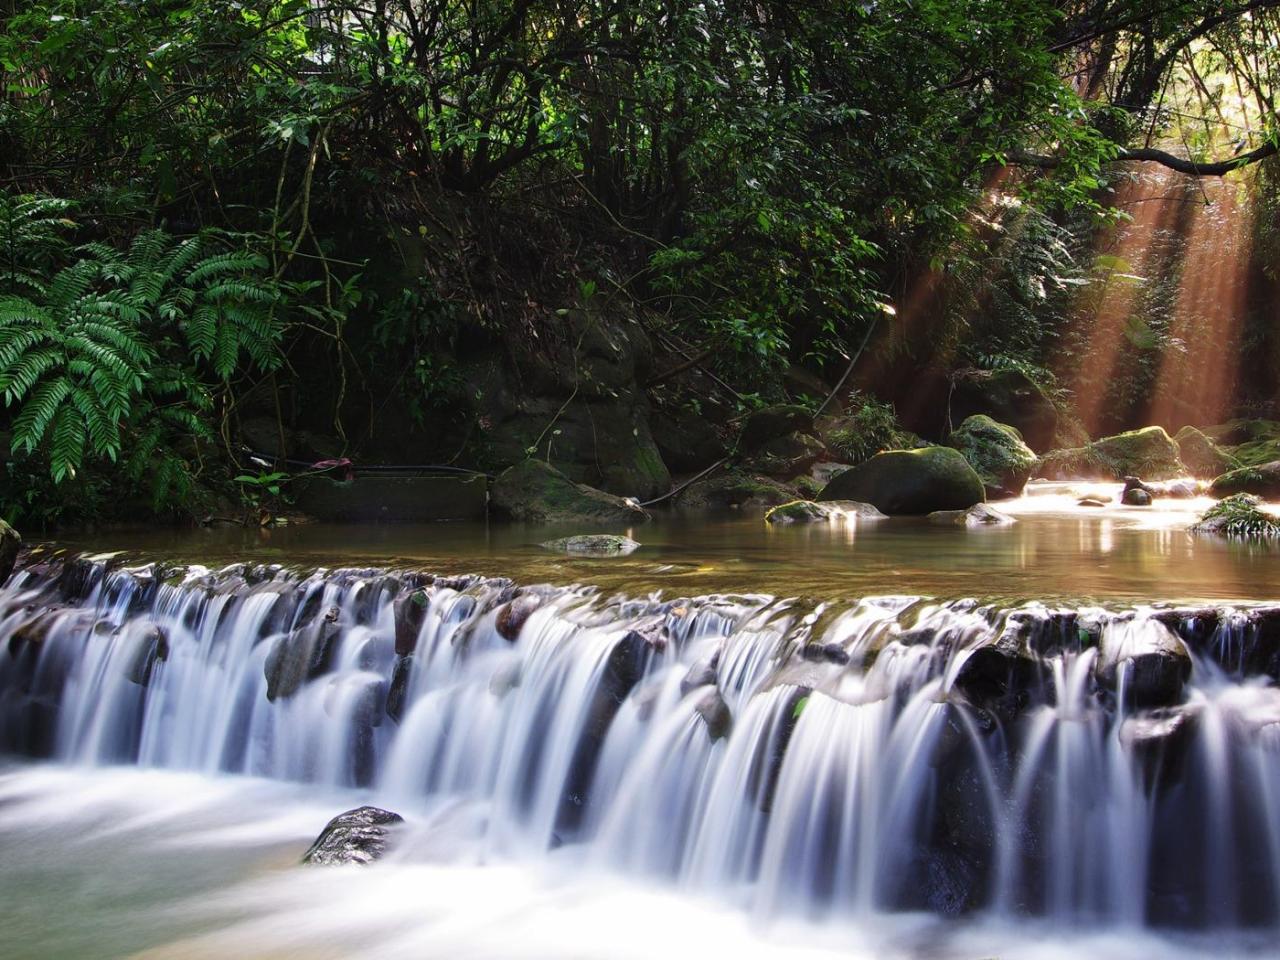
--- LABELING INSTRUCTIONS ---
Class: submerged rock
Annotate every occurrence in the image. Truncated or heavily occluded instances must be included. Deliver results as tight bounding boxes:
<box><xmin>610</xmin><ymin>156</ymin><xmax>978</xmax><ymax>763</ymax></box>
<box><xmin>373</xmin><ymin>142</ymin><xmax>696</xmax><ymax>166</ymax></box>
<box><xmin>946</xmin><ymin>414</ymin><xmax>1036</xmax><ymax>498</ymax></box>
<box><xmin>817</xmin><ymin>447</ymin><xmax>985</xmax><ymax>516</ymax></box>
<box><xmin>765</xmin><ymin>499</ymin><xmax>888</xmax><ymax>524</ymax></box>
<box><xmin>302</xmin><ymin>806</ymin><xmax>405</xmax><ymax>865</ymax></box>
<box><xmin>540</xmin><ymin>534</ymin><xmax>640</xmax><ymax>556</ymax></box>
<box><xmin>490</xmin><ymin>460</ymin><xmax>650</xmax><ymax>525</ymax></box>
<box><xmin>928</xmin><ymin>504</ymin><xmax>1016</xmax><ymax>526</ymax></box>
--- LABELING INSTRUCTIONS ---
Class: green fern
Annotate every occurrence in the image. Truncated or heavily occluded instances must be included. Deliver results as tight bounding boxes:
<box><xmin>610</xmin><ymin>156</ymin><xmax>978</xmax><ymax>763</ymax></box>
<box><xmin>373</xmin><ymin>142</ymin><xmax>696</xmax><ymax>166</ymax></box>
<box><xmin>0</xmin><ymin>201</ymin><xmax>285</xmax><ymax>506</ymax></box>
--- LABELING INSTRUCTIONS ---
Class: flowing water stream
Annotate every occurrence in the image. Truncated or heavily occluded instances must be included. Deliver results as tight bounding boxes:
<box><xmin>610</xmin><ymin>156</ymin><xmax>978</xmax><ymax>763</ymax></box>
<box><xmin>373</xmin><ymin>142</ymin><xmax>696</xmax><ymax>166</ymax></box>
<box><xmin>2</xmin><ymin>484</ymin><xmax>1279</xmax><ymax>958</ymax></box>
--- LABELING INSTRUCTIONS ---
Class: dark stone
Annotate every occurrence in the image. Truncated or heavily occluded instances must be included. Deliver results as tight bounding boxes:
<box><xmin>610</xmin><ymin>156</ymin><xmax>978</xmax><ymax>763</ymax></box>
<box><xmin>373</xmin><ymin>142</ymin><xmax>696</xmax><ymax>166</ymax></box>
<box><xmin>264</xmin><ymin>609</ymin><xmax>342</xmax><ymax>701</ymax></box>
<box><xmin>817</xmin><ymin>447</ymin><xmax>985</xmax><ymax>515</ymax></box>
<box><xmin>1121</xmin><ymin>487</ymin><xmax>1152</xmax><ymax>506</ymax></box>
<box><xmin>302</xmin><ymin>806</ymin><xmax>405</xmax><ymax>865</ymax></box>
<box><xmin>294</xmin><ymin>475</ymin><xmax>487</xmax><ymax>523</ymax></box>
<box><xmin>1120</xmin><ymin>708</ymin><xmax>1198</xmax><ymax>792</ymax></box>
<box><xmin>692</xmin><ymin>688</ymin><xmax>733</xmax><ymax>741</ymax></box>
<box><xmin>393</xmin><ymin>589</ymin><xmax>429</xmax><ymax>656</ymax></box>
<box><xmin>496</xmin><ymin>594</ymin><xmax>542</xmax><ymax>641</ymax></box>
<box><xmin>385</xmin><ymin>656</ymin><xmax>413</xmax><ymax>723</ymax></box>
<box><xmin>489</xmin><ymin>460</ymin><xmax>650</xmax><ymax>525</ymax></box>
<box><xmin>674</xmin><ymin>470</ymin><xmax>797</xmax><ymax>514</ymax></box>
<box><xmin>740</xmin><ymin>404</ymin><xmax>813</xmax><ymax>450</ymax></box>
<box><xmin>949</xmin><ymin>368</ymin><xmax>1058</xmax><ymax>452</ymax></box>
<box><xmin>651</xmin><ymin>406</ymin><xmax>726</xmax><ymax>473</ymax></box>
<box><xmin>743</xmin><ymin>432</ymin><xmax>826</xmax><ymax>479</ymax></box>
<box><xmin>1099</xmin><ymin>651</ymin><xmax>1191</xmax><ymax>708</ymax></box>
<box><xmin>122</xmin><ymin>623</ymin><xmax>169</xmax><ymax>687</ymax></box>
<box><xmin>679</xmin><ymin>652</ymin><xmax>721</xmax><ymax>696</ymax></box>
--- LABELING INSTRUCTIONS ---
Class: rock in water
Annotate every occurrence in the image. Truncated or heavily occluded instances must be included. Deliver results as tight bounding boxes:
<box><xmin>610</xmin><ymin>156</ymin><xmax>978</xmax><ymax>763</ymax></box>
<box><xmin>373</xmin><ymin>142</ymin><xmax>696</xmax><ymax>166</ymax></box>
<box><xmin>302</xmin><ymin>806</ymin><xmax>405</xmax><ymax>865</ymax></box>
<box><xmin>928</xmin><ymin>503</ymin><xmax>1016</xmax><ymax>526</ymax></box>
<box><xmin>490</xmin><ymin>460</ymin><xmax>650</xmax><ymax>525</ymax></box>
<box><xmin>817</xmin><ymin>447</ymin><xmax>985</xmax><ymax>515</ymax></box>
<box><xmin>1037</xmin><ymin>426</ymin><xmax>1186</xmax><ymax>481</ymax></box>
<box><xmin>539</xmin><ymin>534</ymin><xmax>640</xmax><ymax>556</ymax></box>
<box><xmin>765</xmin><ymin>499</ymin><xmax>889</xmax><ymax>524</ymax></box>
<box><xmin>946</xmin><ymin>414</ymin><xmax>1036</xmax><ymax>498</ymax></box>
<box><xmin>1121</xmin><ymin>486</ymin><xmax>1152</xmax><ymax>506</ymax></box>
<box><xmin>1211</xmin><ymin>460</ymin><xmax>1280</xmax><ymax>500</ymax></box>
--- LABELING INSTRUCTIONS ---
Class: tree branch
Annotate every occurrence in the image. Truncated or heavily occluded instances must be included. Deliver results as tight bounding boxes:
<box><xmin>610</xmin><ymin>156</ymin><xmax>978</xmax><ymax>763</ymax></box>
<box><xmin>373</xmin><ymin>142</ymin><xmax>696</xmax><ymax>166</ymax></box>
<box><xmin>1012</xmin><ymin>139</ymin><xmax>1278</xmax><ymax>176</ymax></box>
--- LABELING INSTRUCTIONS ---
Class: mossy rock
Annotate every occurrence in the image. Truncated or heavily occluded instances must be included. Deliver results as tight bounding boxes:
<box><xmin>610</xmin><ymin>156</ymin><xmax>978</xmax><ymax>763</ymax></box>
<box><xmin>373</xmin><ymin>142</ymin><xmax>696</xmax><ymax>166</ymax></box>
<box><xmin>949</xmin><ymin>368</ymin><xmax>1058</xmax><ymax>452</ymax></box>
<box><xmin>946</xmin><ymin>415</ymin><xmax>1036</xmax><ymax>499</ymax></box>
<box><xmin>1201</xmin><ymin>419</ymin><xmax>1280</xmax><ymax>447</ymax></box>
<box><xmin>675</xmin><ymin>469</ymin><xmax>797</xmax><ymax>513</ymax></box>
<box><xmin>1036</xmin><ymin>426</ymin><xmax>1185</xmax><ymax>481</ymax></box>
<box><xmin>817</xmin><ymin>446</ymin><xmax>985</xmax><ymax>515</ymax></box>
<box><xmin>765</xmin><ymin>500</ymin><xmax>834</xmax><ymax>524</ymax></box>
<box><xmin>1191</xmin><ymin>494</ymin><xmax>1280</xmax><ymax>539</ymax></box>
<box><xmin>927</xmin><ymin>503</ymin><xmax>1016</xmax><ymax>526</ymax></box>
<box><xmin>0</xmin><ymin>519</ymin><xmax>18</xmax><ymax>585</ymax></box>
<box><xmin>540</xmin><ymin>534</ymin><xmax>640</xmax><ymax>556</ymax></box>
<box><xmin>490</xmin><ymin>460</ymin><xmax>650</xmax><ymax>525</ymax></box>
<box><xmin>1174</xmin><ymin>425</ymin><xmax>1238</xmax><ymax>479</ymax></box>
<box><xmin>1210</xmin><ymin>461</ymin><xmax>1280</xmax><ymax>500</ymax></box>
<box><xmin>1225</xmin><ymin>437</ymin><xmax>1280</xmax><ymax>469</ymax></box>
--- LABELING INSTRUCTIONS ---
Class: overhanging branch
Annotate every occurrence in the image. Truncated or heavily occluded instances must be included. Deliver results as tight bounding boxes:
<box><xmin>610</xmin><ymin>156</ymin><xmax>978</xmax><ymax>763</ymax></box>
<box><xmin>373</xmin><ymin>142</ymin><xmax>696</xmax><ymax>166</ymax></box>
<box><xmin>1012</xmin><ymin>140</ymin><xmax>1278</xmax><ymax>176</ymax></box>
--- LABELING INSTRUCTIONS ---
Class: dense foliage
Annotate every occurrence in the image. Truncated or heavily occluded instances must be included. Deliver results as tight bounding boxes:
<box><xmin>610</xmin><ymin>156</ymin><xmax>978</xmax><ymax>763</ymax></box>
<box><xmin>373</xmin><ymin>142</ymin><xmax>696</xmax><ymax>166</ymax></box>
<box><xmin>0</xmin><ymin>0</ymin><xmax>1276</xmax><ymax>523</ymax></box>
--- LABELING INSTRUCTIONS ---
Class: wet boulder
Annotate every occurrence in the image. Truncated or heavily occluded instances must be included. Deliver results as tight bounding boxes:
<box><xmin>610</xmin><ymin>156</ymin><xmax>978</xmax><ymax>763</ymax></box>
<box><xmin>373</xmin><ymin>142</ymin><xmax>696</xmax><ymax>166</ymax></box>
<box><xmin>302</xmin><ymin>806</ymin><xmax>405</xmax><ymax>865</ymax></box>
<box><xmin>539</xmin><ymin>534</ymin><xmax>640</xmax><ymax>556</ymax></box>
<box><xmin>385</xmin><ymin>656</ymin><xmax>413</xmax><ymax>723</ymax></box>
<box><xmin>490</xmin><ymin>460</ymin><xmax>650</xmax><ymax>525</ymax></box>
<box><xmin>1174</xmin><ymin>425</ymin><xmax>1237</xmax><ymax>479</ymax></box>
<box><xmin>1190</xmin><ymin>493</ymin><xmax>1280</xmax><ymax>540</ymax></box>
<box><xmin>264</xmin><ymin>606</ymin><xmax>342</xmax><ymax>701</ymax></box>
<box><xmin>1097</xmin><ymin>619</ymin><xmax>1192</xmax><ymax>708</ymax></box>
<box><xmin>948</xmin><ymin>368</ymin><xmax>1058</xmax><ymax>452</ymax></box>
<box><xmin>692</xmin><ymin>688</ymin><xmax>733</xmax><ymax>741</ymax></box>
<box><xmin>1121</xmin><ymin>486</ymin><xmax>1152</xmax><ymax>506</ymax></box>
<box><xmin>495</xmin><ymin>593</ymin><xmax>542</xmax><ymax>641</ymax></box>
<box><xmin>1120</xmin><ymin>708</ymin><xmax>1199</xmax><ymax>792</ymax></box>
<box><xmin>817</xmin><ymin>447</ymin><xmax>985</xmax><ymax>516</ymax></box>
<box><xmin>946</xmin><ymin>415</ymin><xmax>1036</xmax><ymax>499</ymax></box>
<box><xmin>122</xmin><ymin>622</ymin><xmax>169</xmax><ymax>687</ymax></box>
<box><xmin>0</xmin><ymin>520</ymin><xmax>19</xmax><ymax>586</ymax></box>
<box><xmin>1210</xmin><ymin>460</ymin><xmax>1280</xmax><ymax>500</ymax></box>
<box><xmin>393</xmin><ymin>589</ymin><xmax>430</xmax><ymax>656</ymax></box>
<box><xmin>928</xmin><ymin>504</ymin><xmax>1016</xmax><ymax>526</ymax></box>
<box><xmin>765</xmin><ymin>500</ymin><xmax>835</xmax><ymax>524</ymax></box>
<box><xmin>680</xmin><ymin>650</ymin><xmax>721</xmax><ymax>695</ymax></box>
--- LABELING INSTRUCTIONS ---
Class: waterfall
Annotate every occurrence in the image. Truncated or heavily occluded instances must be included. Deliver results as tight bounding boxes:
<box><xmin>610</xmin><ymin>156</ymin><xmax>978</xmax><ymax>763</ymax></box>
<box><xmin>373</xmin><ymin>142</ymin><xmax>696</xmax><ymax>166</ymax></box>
<box><xmin>2</xmin><ymin>553</ymin><xmax>1280</xmax><ymax>930</ymax></box>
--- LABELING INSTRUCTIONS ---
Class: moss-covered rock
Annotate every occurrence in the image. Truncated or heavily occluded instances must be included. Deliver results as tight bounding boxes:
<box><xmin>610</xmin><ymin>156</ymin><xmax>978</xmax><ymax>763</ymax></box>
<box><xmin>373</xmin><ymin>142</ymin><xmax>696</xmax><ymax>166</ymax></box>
<box><xmin>1201</xmin><ymin>418</ymin><xmax>1280</xmax><ymax>447</ymax></box>
<box><xmin>1210</xmin><ymin>461</ymin><xmax>1280</xmax><ymax>500</ymax></box>
<box><xmin>540</xmin><ymin>534</ymin><xmax>641</xmax><ymax>556</ymax></box>
<box><xmin>675</xmin><ymin>469</ymin><xmax>796</xmax><ymax>513</ymax></box>
<box><xmin>1174</xmin><ymin>425</ymin><xmax>1238</xmax><ymax>479</ymax></box>
<box><xmin>0</xmin><ymin>519</ymin><xmax>19</xmax><ymax>586</ymax></box>
<box><xmin>949</xmin><ymin>368</ymin><xmax>1059</xmax><ymax>452</ymax></box>
<box><xmin>946</xmin><ymin>415</ymin><xmax>1036</xmax><ymax>499</ymax></box>
<box><xmin>490</xmin><ymin>460</ymin><xmax>650</xmax><ymax>525</ymax></box>
<box><xmin>1036</xmin><ymin>426</ymin><xmax>1185</xmax><ymax>481</ymax></box>
<box><xmin>764</xmin><ymin>499</ymin><xmax>886</xmax><ymax>524</ymax></box>
<box><xmin>928</xmin><ymin>503</ymin><xmax>1016</xmax><ymax>526</ymax></box>
<box><xmin>817</xmin><ymin>446</ymin><xmax>985</xmax><ymax>515</ymax></box>
<box><xmin>1191</xmin><ymin>494</ymin><xmax>1280</xmax><ymax>539</ymax></box>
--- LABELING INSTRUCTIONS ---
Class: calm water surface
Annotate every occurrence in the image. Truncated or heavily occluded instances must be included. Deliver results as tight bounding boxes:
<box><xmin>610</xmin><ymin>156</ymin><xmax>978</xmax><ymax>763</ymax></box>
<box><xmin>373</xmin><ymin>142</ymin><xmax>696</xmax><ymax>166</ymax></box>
<box><xmin>46</xmin><ymin>483</ymin><xmax>1280</xmax><ymax>605</ymax></box>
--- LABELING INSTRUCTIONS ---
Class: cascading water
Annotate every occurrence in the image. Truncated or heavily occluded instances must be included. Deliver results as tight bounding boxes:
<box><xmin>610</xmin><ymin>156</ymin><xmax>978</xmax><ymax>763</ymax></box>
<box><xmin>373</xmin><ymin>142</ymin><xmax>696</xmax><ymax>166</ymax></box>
<box><xmin>2</xmin><ymin>552</ymin><xmax>1280</xmax><ymax>936</ymax></box>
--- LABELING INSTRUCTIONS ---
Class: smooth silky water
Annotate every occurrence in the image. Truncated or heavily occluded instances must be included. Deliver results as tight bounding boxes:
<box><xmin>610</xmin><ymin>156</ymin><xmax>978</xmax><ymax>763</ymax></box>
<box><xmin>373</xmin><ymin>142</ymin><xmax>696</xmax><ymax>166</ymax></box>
<box><xmin>2</xmin><ymin>482</ymin><xmax>1279</xmax><ymax>959</ymax></box>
